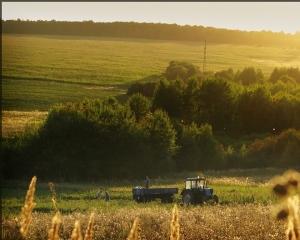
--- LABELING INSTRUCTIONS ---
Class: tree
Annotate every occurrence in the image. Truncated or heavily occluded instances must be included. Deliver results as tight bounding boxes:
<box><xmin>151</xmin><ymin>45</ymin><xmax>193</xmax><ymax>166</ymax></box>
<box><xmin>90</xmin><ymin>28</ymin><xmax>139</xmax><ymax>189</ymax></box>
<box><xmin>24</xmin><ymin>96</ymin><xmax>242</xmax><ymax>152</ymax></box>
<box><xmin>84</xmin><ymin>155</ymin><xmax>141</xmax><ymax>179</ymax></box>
<box><xmin>141</xmin><ymin>109</ymin><xmax>179</xmax><ymax>174</ymax></box>
<box><xmin>195</xmin><ymin>77</ymin><xmax>236</xmax><ymax>133</ymax></box>
<box><xmin>164</xmin><ymin>61</ymin><xmax>201</xmax><ymax>82</ymax></box>
<box><xmin>126</xmin><ymin>93</ymin><xmax>151</xmax><ymax>122</ymax></box>
<box><xmin>234</xmin><ymin>86</ymin><xmax>273</xmax><ymax>135</ymax></box>
<box><xmin>181</xmin><ymin>77</ymin><xmax>200</xmax><ymax>124</ymax></box>
<box><xmin>152</xmin><ymin>77</ymin><xmax>184</xmax><ymax>119</ymax></box>
<box><xmin>214</xmin><ymin>68</ymin><xmax>234</xmax><ymax>81</ymax></box>
<box><xmin>234</xmin><ymin>67</ymin><xmax>264</xmax><ymax>86</ymax></box>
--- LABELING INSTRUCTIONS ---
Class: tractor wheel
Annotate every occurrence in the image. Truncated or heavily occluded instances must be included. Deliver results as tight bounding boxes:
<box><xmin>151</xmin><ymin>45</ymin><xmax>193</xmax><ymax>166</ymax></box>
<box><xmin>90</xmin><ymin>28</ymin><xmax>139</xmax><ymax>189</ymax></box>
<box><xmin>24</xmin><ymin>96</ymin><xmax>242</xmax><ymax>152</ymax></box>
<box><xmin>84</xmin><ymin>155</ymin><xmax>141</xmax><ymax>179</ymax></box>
<box><xmin>213</xmin><ymin>195</ymin><xmax>219</xmax><ymax>203</ymax></box>
<box><xmin>183</xmin><ymin>191</ymin><xmax>194</xmax><ymax>204</ymax></box>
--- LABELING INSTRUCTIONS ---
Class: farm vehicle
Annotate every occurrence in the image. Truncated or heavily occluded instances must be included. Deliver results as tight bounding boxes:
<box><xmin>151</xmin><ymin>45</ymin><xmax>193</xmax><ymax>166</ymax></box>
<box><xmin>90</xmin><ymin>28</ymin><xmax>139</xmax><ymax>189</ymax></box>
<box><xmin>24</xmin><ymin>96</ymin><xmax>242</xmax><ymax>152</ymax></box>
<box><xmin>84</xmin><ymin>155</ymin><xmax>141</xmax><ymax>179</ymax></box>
<box><xmin>132</xmin><ymin>177</ymin><xmax>218</xmax><ymax>204</ymax></box>
<box><xmin>181</xmin><ymin>177</ymin><xmax>219</xmax><ymax>204</ymax></box>
<box><xmin>132</xmin><ymin>187</ymin><xmax>178</xmax><ymax>203</ymax></box>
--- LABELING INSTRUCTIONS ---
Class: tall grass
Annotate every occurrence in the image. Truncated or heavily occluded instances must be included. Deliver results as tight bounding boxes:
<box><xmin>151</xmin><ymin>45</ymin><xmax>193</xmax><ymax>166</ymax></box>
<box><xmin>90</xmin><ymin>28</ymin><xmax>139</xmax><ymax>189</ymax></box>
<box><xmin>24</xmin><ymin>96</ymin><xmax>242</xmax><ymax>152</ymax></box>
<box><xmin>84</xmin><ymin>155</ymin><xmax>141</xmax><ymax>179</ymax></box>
<box><xmin>20</xmin><ymin>176</ymin><xmax>37</xmax><ymax>239</ymax></box>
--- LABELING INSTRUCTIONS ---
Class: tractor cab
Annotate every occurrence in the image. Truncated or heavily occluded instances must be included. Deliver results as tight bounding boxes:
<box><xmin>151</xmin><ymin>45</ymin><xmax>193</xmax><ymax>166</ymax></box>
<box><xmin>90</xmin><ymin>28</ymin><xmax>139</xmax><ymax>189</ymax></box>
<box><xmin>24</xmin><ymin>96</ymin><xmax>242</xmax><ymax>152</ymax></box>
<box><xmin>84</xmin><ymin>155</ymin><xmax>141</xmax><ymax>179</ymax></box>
<box><xmin>185</xmin><ymin>177</ymin><xmax>207</xmax><ymax>190</ymax></box>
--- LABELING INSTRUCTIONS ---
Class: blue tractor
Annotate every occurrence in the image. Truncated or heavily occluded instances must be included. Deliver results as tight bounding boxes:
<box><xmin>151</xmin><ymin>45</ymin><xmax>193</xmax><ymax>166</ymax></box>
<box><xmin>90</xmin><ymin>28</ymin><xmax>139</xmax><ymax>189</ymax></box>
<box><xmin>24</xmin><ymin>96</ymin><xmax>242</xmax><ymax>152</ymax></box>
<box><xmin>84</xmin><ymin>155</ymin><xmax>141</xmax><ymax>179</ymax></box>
<box><xmin>181</xmin><ymin>177</ymin><xmax>218</xmax><ymax>204</ymax></box>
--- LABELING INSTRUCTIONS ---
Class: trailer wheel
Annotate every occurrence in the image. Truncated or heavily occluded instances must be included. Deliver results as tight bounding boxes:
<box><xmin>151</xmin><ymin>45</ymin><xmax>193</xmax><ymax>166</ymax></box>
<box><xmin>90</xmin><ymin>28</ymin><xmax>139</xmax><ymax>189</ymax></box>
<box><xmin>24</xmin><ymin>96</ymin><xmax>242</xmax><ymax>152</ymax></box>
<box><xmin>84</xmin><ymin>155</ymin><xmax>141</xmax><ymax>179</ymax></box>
<box><xmin>183</xmin><ymin>191</ymin><xmax>194</xmax><ymax>204</ymax></box>
<box><xmin>201</xmin><ymin>196</ymin><xmax>207</xmax><ymax>204</ymax></box>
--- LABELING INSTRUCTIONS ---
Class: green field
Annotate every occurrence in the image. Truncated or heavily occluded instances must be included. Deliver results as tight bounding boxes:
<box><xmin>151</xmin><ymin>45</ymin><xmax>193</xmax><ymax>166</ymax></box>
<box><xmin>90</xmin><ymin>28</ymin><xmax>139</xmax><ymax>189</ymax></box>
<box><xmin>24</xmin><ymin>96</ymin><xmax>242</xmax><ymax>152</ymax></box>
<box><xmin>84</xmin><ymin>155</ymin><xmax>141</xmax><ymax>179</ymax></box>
<box><xmin>2</xmin><ymin>168</ymin><xmax>293</xmax><ymax>239</ymax></box>
<box><xmin>2</xmin><ymin>33</ymin><xmax>300</xmax><ymax>113</ymax></box>
<box><xmin>3</xmin><ymin>34</ymin><xmax>300</xmax><ymax>85</ymax></box>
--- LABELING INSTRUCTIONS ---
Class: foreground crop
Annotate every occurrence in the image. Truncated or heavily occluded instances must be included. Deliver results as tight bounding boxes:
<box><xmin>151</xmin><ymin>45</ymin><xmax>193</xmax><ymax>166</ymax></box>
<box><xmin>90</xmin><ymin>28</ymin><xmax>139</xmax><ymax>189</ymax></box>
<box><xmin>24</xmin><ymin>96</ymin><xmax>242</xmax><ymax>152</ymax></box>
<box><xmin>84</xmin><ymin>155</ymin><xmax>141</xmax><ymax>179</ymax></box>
<box><xmin>2</xmin><ymin>204</ymin><xmax>286</xmax><ymax>240</ymax></box>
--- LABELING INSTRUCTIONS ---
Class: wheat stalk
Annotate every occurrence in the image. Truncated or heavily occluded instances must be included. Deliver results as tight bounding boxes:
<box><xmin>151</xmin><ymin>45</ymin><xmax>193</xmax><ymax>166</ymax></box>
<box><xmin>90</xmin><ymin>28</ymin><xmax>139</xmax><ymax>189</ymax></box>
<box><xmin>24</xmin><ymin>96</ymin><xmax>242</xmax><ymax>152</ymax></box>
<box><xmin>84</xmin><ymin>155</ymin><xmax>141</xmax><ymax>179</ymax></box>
<box><xmin>272</xmin><ymin>169</ymin><xmax>300</xmax><ymax>240</ymax></box>
<box><xmin>49</xmin><ymin>182</ymin><xmax>58</xmax><ymax>212</ymax></box>
<box><xmin>48</xmin><ymin>211</ymin><xmax>61</xmax><ymax>240</ymax></box>
<box><xmin>170</xmin><ymin>204</ymin><xmax>180</xmax><ymax>240</ymax></box>
<box><xmin>127</xmin><ymin>217</ymin><xmax>139</xmax><ymax>240</ymax></box>
<box><xmin>84</xmin><ymin>213</ymin><xmax>95</xmax><ymax>240</ymax></box>
<box><xmin>71</xmin><ymin>220</ymin><xmax>83</xmax><ymax>240</ymax></box>
<box><xmin>20</xmin><ymin>176</ymin><xmax>37</xmax><ymax>239</ymax></box>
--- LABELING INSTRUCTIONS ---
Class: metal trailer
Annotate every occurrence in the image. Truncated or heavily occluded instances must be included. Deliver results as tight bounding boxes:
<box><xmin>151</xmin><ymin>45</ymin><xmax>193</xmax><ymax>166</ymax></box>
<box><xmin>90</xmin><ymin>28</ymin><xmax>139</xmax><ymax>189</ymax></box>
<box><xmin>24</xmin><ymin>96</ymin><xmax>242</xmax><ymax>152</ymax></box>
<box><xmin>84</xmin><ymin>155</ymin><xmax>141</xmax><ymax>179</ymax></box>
<box><xmin>132</xmin><ymin>187</ymin><xmax>178</xmax><ymax>203</ymax></box>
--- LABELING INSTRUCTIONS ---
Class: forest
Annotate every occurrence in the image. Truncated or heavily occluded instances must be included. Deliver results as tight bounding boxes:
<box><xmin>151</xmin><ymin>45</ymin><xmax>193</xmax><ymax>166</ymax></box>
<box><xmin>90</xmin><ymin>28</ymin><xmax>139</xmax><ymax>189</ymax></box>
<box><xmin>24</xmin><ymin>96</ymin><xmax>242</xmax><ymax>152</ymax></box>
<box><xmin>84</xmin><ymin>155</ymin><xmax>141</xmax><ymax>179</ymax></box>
<box><xmin>3</xmin><ymin>64</ymin><xmax>300</xmax><ymax>182</ymax></box>
<box><xmin>2</xmin><ymin>19</ymin><xmax>300</xmax><ymax>48</ymax></box>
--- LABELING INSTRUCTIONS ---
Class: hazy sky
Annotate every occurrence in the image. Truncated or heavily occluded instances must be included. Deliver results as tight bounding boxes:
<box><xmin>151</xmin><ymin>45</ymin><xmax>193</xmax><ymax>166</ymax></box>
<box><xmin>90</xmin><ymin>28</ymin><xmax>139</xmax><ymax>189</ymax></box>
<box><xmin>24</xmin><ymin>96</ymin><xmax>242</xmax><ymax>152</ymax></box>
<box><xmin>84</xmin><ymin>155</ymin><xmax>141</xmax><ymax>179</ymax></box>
<box><xmin>2</xmin><ymin>2</ymin><xmax>300</xmax><ymax>34</ymax></box>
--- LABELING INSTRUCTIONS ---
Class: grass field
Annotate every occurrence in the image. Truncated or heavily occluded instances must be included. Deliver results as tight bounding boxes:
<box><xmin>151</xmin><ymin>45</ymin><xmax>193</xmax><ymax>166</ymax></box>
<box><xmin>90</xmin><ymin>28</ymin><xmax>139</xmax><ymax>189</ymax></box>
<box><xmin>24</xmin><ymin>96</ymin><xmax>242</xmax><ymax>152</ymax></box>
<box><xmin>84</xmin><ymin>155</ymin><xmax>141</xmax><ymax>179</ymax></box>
<box><xmin>3</xmin><ymin>34</ymin><xmax>300</xmax><ymax>87</ymax></box>
<box><xmin>2</xmin><ymin>168</ymin><xmax>295</xmax><ymax>239</ymax></box>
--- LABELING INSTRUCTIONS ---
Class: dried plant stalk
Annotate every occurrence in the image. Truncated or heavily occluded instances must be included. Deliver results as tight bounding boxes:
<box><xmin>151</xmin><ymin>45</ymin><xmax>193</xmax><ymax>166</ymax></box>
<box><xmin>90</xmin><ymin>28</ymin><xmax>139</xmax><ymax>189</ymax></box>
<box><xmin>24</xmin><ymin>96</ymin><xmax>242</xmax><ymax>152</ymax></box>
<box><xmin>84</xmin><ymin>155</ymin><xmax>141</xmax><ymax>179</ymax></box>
<box><xmin>71</xmin><ymin>220</ymin><xmax>83</xmax><ymax>240</ymax></box>
<box><xmin>127</xmin><ymin>218</ymin><xmax>139</xmax><ymax>240</ymax></box>
<box><xmin>170</xmin><ymin>204</ymin><xmax>180</xmax><ymax>240</ymax></box>
<box><xmin>20</xmin><ymin>176</ymin><xmax>37</xmax><ymax>239</ymax></box>
<box><xmin>49</xmin><ymin>182</ymin><xmax>58</xmax><ymax>211</ymax></box>
<box><xmin>84</xmin><ymin>213</ymin><xmax>95</xmax><ymax>240</ymax></box>
<box><xmin>48</xmin><ymin>211</ymin><xmax>61</xmax><ymax>240</ymax></box>
<box><xmin>272</xmin><ymin>169</ymin><xmax>300</xmax><ymax>240</ymax></box>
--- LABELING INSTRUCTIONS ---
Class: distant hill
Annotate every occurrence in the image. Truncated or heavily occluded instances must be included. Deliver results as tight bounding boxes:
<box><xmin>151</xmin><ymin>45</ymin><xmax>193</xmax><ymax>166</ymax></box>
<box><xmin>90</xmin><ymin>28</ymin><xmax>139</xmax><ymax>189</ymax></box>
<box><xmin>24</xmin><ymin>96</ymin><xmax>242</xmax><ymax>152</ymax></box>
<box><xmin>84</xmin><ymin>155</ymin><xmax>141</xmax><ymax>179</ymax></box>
<box><xmin>2</xmin><ymin>19</ymin><xmax>300</xmax><ymax>47</ymax></box>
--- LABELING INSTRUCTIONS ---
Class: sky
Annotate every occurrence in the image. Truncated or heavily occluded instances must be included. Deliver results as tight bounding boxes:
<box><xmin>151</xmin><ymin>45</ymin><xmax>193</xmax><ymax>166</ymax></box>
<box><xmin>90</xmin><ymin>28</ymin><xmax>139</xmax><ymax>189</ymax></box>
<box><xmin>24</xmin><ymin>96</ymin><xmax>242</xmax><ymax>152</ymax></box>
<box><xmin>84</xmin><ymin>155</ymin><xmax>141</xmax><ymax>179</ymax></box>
<box><xmin>2</xmin><ymin>2</ymin><xmax>300</xmax><ymax>34</ymax></box>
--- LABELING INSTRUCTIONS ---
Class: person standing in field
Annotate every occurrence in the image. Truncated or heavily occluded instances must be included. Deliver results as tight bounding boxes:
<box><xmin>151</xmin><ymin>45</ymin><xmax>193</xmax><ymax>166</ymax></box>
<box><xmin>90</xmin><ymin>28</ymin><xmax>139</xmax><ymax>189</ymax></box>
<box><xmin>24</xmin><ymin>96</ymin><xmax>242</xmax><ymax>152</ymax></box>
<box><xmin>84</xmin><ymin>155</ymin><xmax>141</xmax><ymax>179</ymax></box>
<box><xmin>105</xmin><ymin>190</ymin><xmax>110</xmax><ymax>202</ymax></box>
<box><xmin>95</xmin><ymin>189</ymin><xmax>102</xmax><ymax>199</ymax></box>
<box><xmin>145</xmin><ymin>176</ymin><xmax>150</xmax><ymax>188</ymax></box>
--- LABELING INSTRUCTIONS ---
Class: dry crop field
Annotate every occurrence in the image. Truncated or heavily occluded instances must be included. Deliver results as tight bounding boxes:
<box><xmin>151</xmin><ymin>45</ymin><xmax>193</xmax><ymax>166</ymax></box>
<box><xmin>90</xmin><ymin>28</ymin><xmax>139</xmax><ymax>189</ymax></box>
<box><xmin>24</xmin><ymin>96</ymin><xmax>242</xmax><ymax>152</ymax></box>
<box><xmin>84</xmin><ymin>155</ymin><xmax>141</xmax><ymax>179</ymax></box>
<box><xmin>2</xmin><ymin>168</ymin><xmax>300</xmax><ymax>239</ymax></box>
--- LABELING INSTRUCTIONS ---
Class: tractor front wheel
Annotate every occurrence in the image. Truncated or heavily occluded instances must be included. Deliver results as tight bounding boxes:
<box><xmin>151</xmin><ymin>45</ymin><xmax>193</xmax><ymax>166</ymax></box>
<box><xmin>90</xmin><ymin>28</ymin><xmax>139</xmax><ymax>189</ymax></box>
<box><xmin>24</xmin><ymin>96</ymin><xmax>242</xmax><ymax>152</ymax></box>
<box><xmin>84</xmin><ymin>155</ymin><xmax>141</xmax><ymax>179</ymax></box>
<box><xmin>182</xmin><ymin>191</ymin><xmax>194</xmax><ymax>204</ymax></box>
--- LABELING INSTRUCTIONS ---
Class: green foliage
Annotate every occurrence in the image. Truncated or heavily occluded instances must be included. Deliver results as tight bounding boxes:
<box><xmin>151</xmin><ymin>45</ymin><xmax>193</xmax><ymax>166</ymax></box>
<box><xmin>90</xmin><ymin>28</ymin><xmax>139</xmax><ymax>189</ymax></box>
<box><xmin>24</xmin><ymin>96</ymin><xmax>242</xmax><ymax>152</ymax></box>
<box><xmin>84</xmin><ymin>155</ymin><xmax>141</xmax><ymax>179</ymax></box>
<box><xmin>269</xmin><ymin>67</ymin><xmax>300</xmax><ymax>84</ymax></box>
<box><xmin>196</xmin><ymin>77</ymin><xmax>236</xmax><ymax>133</ymax></box>
<box><xmin>2</xmin><ymin>97</ymin><xmax>180</xmax><ymax>181</ymax></box>
<box><xmin>246</xmin><ymin>128</ymin><xmax>300</xmax><ymax>168</ymax></box>
<box><xmin>164</xmin><ymin>61</ymin><xmax>201</xmax><ymax>82</ymax></box>
<box><xmin>175</xmin><ymin>123</ymin><xmax>226</xmax><ymax>171</ymax></box>
<box><xmin>234</xmin><ymin>86</ymin><xmax>273</xmax><ymax>135</ymax></box>
<box><xmin>181</xmin><ymin>77</ymin><xmax>200</xmax><ymax>125</ymax></box>
<box><xmin>214</xmin><ymin>68</ymin><xmax>234</xmax><ymax>81</ymax></box>
<box><xmin>141</xmin><ymin>109</ymin><xmax>179</xmax><ymax>174</ymax></box>
<box><xmin>234</xmin><ymin>67</ymin><xmax>265</xmax><ymax>86</ymax></box>
<box><xmin>126</xmin><ymin>81</ymin><xmax>157</xmax><ymax>97</ymax></box>
<box><xmin>126</xmin><ymin>93</ymin><xmax>151</xmax><ymax>122</ymax></box>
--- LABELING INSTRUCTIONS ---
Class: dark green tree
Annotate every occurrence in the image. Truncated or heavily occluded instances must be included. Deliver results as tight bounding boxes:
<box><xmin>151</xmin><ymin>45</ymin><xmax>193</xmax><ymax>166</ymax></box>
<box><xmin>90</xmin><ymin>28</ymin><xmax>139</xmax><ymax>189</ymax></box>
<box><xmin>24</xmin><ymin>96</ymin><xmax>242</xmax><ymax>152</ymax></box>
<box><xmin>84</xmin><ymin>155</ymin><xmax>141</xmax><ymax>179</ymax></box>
<box><xmin>195</xmin><ymin>77</ymin><xmax>236</xmax><ymax>133</ymax></box>
<box><xmin>141</xmin><ymin>109</ymin><xmax>179</xmax><ymax>174</ymax></box>
<box><xmin>234</xmin><ymin>67</ymin><xmax>264</xmax><ymax>86</ymax></box>
<box><xmin>214</xmin><ymin>68</ymin><xmax>234</xmax><ymax>81</ymax></box>
<box><xmin>152</xmin><ymin>77</ymin><xmax>184</xmax><ymax>119</ymax></box>
<box><xmin>234</xmin><ymin>86</ymin><xmax>273</xmax><ymax>135</ymax></box>
<box><xmin>126</xmin><ymin>93</ymin><xmax>151</xmax><ymax>122</ymax></box>
<box><xmin>181</xmin><ymin>77</ymin><xmax>200</xmax><ymax>124</ymax></box>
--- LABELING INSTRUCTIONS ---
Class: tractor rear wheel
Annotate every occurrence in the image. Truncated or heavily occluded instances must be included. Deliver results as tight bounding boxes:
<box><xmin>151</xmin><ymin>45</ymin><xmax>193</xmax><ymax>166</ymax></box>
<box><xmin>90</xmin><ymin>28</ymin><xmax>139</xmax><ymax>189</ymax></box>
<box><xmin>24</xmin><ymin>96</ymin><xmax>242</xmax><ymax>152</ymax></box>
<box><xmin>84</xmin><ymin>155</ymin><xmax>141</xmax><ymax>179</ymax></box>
<box><xmin>183</xmin><ymin>191</ymin><xmax>194</xmax><ymax>204</ymax></box>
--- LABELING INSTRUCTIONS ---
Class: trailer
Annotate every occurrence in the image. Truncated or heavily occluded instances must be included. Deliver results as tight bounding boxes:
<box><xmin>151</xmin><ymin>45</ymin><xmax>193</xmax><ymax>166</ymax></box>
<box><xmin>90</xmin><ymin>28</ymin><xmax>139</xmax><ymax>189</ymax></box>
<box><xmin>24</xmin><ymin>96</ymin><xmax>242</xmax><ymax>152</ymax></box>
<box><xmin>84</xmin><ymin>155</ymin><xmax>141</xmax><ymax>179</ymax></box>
<box><xmin>132</xmin><ymin>187</ymin><xmax>178</xmax><ymax>203</ymax></box>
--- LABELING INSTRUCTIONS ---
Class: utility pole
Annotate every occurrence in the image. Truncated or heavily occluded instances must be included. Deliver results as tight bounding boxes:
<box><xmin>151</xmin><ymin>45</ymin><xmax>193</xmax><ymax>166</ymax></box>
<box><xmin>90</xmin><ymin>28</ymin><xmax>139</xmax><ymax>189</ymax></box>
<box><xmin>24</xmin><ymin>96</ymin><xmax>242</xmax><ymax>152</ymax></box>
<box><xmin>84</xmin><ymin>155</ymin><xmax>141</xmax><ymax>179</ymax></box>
<box><xmin>203</xmin><ymin>39</ymin><xmax>206</xmax><ymax>74</ymax></box>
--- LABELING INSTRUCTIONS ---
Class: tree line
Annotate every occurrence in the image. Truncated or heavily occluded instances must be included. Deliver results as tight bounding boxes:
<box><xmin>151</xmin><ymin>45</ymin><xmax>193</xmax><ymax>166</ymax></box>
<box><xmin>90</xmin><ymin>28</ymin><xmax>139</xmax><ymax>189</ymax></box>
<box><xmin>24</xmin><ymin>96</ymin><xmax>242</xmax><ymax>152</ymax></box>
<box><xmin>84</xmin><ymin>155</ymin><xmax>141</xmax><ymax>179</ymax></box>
<box><xmin>2</xmin><ymin>65</ymin><xmax>300</xmax><ymax>182</ymax></box>
<box><xmin>2</xmin><ymin>19</ymin><xmax>300</xmax><ymax>48</ymax></box>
